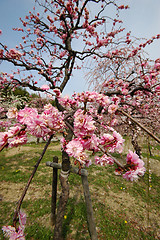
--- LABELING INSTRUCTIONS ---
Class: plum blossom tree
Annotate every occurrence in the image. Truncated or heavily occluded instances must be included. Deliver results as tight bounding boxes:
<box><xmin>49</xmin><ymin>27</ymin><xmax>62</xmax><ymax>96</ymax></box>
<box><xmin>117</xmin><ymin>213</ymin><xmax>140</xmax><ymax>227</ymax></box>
<box><xmin>0</xmin><ymin>0</ymin><xmax>159</xmax><ymax>239</ymax></box>
<box><xmin>87</xmin><ymin>44</ymin><xmax>160</xmax><ymax>156</ymax></box>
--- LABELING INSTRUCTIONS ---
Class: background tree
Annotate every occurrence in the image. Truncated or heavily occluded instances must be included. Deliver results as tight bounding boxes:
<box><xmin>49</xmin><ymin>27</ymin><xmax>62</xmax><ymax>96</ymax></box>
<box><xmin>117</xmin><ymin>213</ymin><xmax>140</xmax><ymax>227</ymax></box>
<box><xmin>86</xmin><ymin>45</ymin><xmax>160</xmax><ymax>156</ymax></box>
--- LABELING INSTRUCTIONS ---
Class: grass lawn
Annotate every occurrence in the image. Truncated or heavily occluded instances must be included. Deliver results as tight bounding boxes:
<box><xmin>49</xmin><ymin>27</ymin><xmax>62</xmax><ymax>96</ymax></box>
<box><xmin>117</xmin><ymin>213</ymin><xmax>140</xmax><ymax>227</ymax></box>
<box><xmin>0</xmin><ymin>137</ymin><xmax>159</xmax><ymax>239</ymax></box>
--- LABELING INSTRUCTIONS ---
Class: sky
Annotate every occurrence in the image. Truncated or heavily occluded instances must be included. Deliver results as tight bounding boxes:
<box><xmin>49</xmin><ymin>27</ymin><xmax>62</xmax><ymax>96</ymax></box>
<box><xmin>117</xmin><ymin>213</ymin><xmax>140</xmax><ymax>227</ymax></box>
<box><xmin>0</xmin><ymin>0</ymin><xmax>160</xmax><ymax>96</ymax></box>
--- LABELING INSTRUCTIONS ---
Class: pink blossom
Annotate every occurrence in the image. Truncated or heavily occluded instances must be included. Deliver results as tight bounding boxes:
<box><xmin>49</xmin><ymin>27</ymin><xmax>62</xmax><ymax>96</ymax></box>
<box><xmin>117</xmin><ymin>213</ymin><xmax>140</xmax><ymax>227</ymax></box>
<box><xmin>60</xmin><ymin>137</ymin><xmax>67</xmax><ymax>149</ymax></box>
<box><xmin>108</xmin><ymin>104</ymin><xmax>118</xmax><ymax>114</ymax></box>
<box><xmin>53</xmin><ymin>88</ymin><xmax>61</xmax><ymax>97</ymax></box>
<box><xmin>95</xmin><ymin>154</ymin><xmax>114</xmax><ymax>166</ymax></box>
<box><xmin>36</xmin><ymin>37</ymin><xmax>44</xmax><ymax>44</ymax></box>
<box><xmin>85</xmin><ymin>159</ymin><xmax>92</xmax><ymax>167</ymax></box>
<box><xmin>102</xmin><ymin>95</ymin><xmax>110</xmax><ymax>107</ymax></box>
<box><xmin>27</xmin><ymin>115</ymin><xmax>51</xmax><ymax>138</ymax></box>
<box><xmin>0</xmin><ymin>29</ymin><xmax>2</xmax><ymax>35</ymax></box>
<box><xmin>100</xmin><ymin>131</ymin><xmax>124</xmax><ymax>153</ymax></box>
<box><xmin>6</xmin><ymin>108</ymin><xmax>18</xmax><ymax>119</ymax></box>
<box><xmin>81</xmin><ymin>134</ymin><xmax>100</xmax><ymax>151</ymax></box>
<box><xmin>40</xmin><ymin>84</ymin><xmax>50</xmax><ymax>90</ymax></box>
<box><xmin>74</xmin><ymin>109</ymin><xmax>95</xmax><ymax>138</ymax></box>
<box><xmin>110</xmin><ymin>118</ymin><xmax>118</xmax><ymax>126</ymax></box>
<box><xmin>49</xmin><ymin>25</ymin><xmax>54</xmax><ymax>31</ymax></box>
<box><xmin>2</xmin><ymin>225</ymin><xmax>25</xmax><ymax>240</ymax></box>
<box><xmin>43</xmin><ymin>103</ymin><xmax>53</xmax><ymax>113</ymax></box>
<box><xmin>112</xmin><ymin>131</ymin><xmax>124</xmax><ymax>153</ymax></box>
<box><xmin>76</xmin><ymin>152</ymin><xmax>91</xmax><ymax>167</ymax></box>
<box><xmin>0</xmin><ymin>107</ymin><xmax>4</xmax><ymax>113</ymax></box>
<box><xmin>6</xmin><ymin>48</ymin><xmax>22</xmax><ymax>60</ymax></box>
<box><xmin>42</xmin><ymin>104</ymin><xmax>65</xmax><ymax>132</ymax></box>
<box><xmin>34</xmin><ymin>28</ymin><xmax>41</xmax><ymax>35</ymax></box>
<box><xmin>47</xmin><ymin>15</ymin><xmax>54</xmax><ymax>23</ymax></box>
<box><xmin>58</xmin><ymin>95</ymin><xmax>72</xmax><ymax>109</ymax></box>
<box><xmin>17</xmin><ymin>107</ymin><xmax>38</xmax><ymax>125</ymax></box>
<box><xmin>126</xmin><ymin>150</ymin><xmax>145</xmax><ymax>169</ymax></box>
<box><xmin>117</xmin><ymin>79</ymin><xmax>123</xmax><ymax>85</ymax></box>
<box><xmin>100</xmin><ymin>133</ymin><xmax>114</xmax><ymax>146</ymax></box>
<box><xmin>0</xmin><ymin>120</ymin><xmax>11</xmax><ymax>130</ymax></box>
<box><xmin>111</xmin><ymin>97</ymin><xmax>120</xmax><ymax>104</ymax></box>
<box><xmin>19</xmin><ymin>210</ymin><xmax>27</xmax><ymax>227</ymax></box>
<box><xmin>7</xmin><ymin>126</ymin><xmax>22</xmax><ymax>137</ymax></box>
<box><xmin>59</xmin><ymin>51</ymin><xmax>67</xmax><ymax>58</ymax></box>
<box><xmin>66</xmin><ymin>138</ymin><xmax>83</xmax><ymax>158</ymax></box>
<box><xmin>8</xmin><ymin>135</ymin><xmax>28</xmax><ymax>148</ymax></box>
<box><xmin>0</xmin><ymin>49</ymin><xmax>3</xmax><ymax>57</ymax></box>
<box><xmin>122</xmin><ymin>88</ymin><xmax>128</xmax><ymax>95</ymax></box>
<box><xmin>58</xmin><ymin>95</ymin><xmax>78</xmax><ymax>109</ymax></box>
<box><xmin>155</xmin><ymin>85</ymin><xmax>160</xmax><ymax>91</ymax></box>
<box><xmin>7</xmin><ymin>126</ymin><xmax>28</xmax><ymax>147</ymax></box>
<box><xmin>65</xmin><ymin>137</ymin><xmax>91</xmax><ymax>167</ymax></box>
<box><xmin>0</xmin><ymin>132</ymin><xmax>8</xmax><ymax>147</ymax></box>
<box><xmin>122</xmin><ymin>150</ymin><xmax>146</xmax><ymax>181</ymax></box>
<box><xmin>123</xmin><ymin>168</ymin><xmax>145</xmax><ymax>181</ymax></box>
<box><xmin>2</xmin><ymin>210</ymin><xmax>26</xmax><ymax>240</ymax></box>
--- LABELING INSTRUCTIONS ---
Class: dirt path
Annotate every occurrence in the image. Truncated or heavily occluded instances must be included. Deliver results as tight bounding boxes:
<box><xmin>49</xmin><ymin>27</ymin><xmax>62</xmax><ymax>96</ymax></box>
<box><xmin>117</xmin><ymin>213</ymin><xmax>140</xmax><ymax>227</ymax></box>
<box><xmin>4</xmin><ymin>144</ymin><xmax>61</xmax><ymax>157</ymax></box>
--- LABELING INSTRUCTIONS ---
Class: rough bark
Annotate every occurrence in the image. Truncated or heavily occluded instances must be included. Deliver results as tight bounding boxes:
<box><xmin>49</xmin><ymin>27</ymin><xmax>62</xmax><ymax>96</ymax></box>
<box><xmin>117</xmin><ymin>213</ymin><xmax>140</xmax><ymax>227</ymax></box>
<box><xmin>131</xmin><ymin>124</ymin><xmax>141</xmax><ymax>157</ymax></box>
<box><xmin>51</xmin><ymin>156</ymin><xmax>58</xmax><ymax>226</ymax></box>
<box><xmin>53</xmin><ymin>167</ymin><xmax>70</xmax><ymax>240</ymax></box>
<box><xmin>53</xmin><ymin>126</ymin><xmax>73</xmax><ymax>240</ymax></box>
<box><xmin>148</xmin><ymin>139</ymin><xmax>153</xmax><ymax>156</ymax></box>
<box><xmin>81</xmin><ymin>174</ymin><xmax>98</xmax><ymax>240</ymax></box>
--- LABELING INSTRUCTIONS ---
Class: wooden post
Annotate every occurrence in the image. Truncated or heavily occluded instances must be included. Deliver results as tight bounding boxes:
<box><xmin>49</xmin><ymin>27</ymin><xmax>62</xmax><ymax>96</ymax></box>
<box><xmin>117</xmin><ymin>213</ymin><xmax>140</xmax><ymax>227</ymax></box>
<box><xmin>81</xmin><ymin>174</ymin><xmax>98</xmax><ymax>240</ymax></box>
<box><xmin>46</xmin><ymin>161</ymin><xmax>97</xmax><ymax>239</ymax></box>
<box><xmin>51</xmin><ymin>156</ymin><xmax>58</xmax><ymax>225</ymax></box>
<box><xmin>46</xmin><ymin>162</ymin><xmax>88</xmax><ymax>177</ymax></box>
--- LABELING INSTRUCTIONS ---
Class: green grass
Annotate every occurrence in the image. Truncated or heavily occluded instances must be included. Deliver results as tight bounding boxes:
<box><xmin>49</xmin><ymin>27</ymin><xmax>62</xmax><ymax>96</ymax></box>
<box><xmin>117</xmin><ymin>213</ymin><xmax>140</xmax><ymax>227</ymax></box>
<box><xmin>0</xmin><ymin>140</ymin><xmax>159</xmax><ymax>239</ymax></box>
<box><xmin>142</xmin><ymin>152</ymin><xmax>160</xmax><ymax>161</ymax></box>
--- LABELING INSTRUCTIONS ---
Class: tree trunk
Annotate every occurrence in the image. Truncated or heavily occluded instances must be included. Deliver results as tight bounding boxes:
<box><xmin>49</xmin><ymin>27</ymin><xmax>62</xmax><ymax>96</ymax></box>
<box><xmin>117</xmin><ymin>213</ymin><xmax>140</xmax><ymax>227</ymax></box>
<box><xmin>53</xmin><ymin>127</ymin><xmax>73</xmax><ymax>240</ymax></box>
<box><xmin>81</xmin><ymin>174</ymin><xmax>98</xmax><ymax>240</ymax></box>
<box><xmin>51</xmin><ymin>156</ymin><xmax>58</xmax><ymax>225</ymax></box>
<box><xmin>148</xmin><ymin>139</ymin><xmax>152</xmax><ymax>156</ymax></box>
<box><xmin>131</xmin><ymin>124</ymin><xmax>141</xmax><ymax>157</ymax></box>
<box><xmin>53</xmin><ymin>165</ymin><xmax>70</xmax><ymax>240</ymax></box>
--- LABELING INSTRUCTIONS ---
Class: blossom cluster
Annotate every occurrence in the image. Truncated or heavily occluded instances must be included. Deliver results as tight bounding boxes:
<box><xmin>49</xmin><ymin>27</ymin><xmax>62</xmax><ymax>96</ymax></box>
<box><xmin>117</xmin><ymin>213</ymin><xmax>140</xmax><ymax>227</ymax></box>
<box><xmin>64</xmin><ymin>110</ymin><xmax>124</xmax><ymax>168</ymax></box>
<box><xmin>55</xmin><ymin>90</ymin><xmax>117</xmax><ymax>114</ymax></box>
<box><xmin>5</xmin><ymin>48</ymin><xmax>22</xmax><ymax>60</ymax></box>
<box><xmin>56</xmin><ymin>92</ymin><xmax>145</xmax><ymax>181</ymax></box>
<box><xmin>58</xmin><ymin>99</ymin><xmax>121</xmax><ymax>166</ymax></box>
<box><xmin>2</xmin><ymin>210</ymin><xmax>26</xmax><ymax>240</ymax></box>
<box><xmin>123</xmin><ymin>150</ymin><xmax>146</xmax><ymax>181</ymax></box>
<box><xmin>0</xmin><ymin>90</ymin><xmax>146</xmax><ymax>182</ymax></box>
<box><xmin>115</xmin><ymin>150</ymin><xmax>146</xmax><ymax>181</ymax></box>
<box><xmin>0</xmin><ymin>103</ymin><xmax>65</xmax><ymax>149</ymax></box>
<box><xmin>0</xmin><ymin>0</ymin><xmax>132</xmax><ymax>92</ymax></box>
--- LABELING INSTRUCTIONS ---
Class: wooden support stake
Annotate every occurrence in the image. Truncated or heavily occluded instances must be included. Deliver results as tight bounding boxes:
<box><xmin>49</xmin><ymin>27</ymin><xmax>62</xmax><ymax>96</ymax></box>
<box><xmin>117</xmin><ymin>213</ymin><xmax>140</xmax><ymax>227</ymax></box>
<box><xmin>51</xmin><ymin>156</ymin><xmax>58</xmax><ymax>225</ymax></box>
<box><xmin>81</xmin><ymin>175</ymin><xmax>98</xmax><ymax>240</ymax></box>
<box><xmin>46</xmin><ymin>161</ymin><xmax>88</xmax><ymax>176</ymax></box>
<box><xmin>46</xmin><ymin>161</ymin><xmax>97</xmax><ymax>239</ymax></box>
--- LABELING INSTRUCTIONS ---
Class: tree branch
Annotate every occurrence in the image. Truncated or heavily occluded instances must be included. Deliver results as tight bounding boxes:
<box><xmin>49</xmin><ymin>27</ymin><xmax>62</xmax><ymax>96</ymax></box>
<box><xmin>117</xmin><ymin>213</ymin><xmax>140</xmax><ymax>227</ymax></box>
<box><xmin>13</xmin><ymin>134</ymin><xmax>54</xmax><ymax>228</ymax></box>
<box><xmin>119</xmin><ymin>109</ymin><xmax>160</xmax><ymax>144</ymax></box>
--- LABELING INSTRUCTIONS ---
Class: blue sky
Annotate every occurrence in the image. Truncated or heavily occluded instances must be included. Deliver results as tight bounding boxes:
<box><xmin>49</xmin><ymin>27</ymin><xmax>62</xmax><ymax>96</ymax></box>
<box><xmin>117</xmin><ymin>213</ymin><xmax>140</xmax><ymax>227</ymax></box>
<box><xmin>0</xmin><ymin>0</ymin><xmax>160</xmax><ymax>96</ymax></box>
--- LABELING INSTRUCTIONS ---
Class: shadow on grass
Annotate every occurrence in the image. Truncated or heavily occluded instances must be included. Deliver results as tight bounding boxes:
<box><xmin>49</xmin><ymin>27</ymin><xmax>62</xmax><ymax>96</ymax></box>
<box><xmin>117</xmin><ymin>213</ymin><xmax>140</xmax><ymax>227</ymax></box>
<box><xmin>62</xmin><ymin>197</ymin><xmax>89</xmax><ymax>239</ymax></box>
